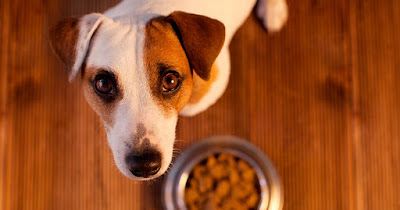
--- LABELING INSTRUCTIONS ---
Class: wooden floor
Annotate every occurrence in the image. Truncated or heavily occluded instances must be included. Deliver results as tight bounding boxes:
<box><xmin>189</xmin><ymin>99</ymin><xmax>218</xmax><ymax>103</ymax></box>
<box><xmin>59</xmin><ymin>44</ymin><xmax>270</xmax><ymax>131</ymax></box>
<box><xmin>1</xmin><ymin>0</ymin><xmax>400</xmax><ymax>209</ymax></box>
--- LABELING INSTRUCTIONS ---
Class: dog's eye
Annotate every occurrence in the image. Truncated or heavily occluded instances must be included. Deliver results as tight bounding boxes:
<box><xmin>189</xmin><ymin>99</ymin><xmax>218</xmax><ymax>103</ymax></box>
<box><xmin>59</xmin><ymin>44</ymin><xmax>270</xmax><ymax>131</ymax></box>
<box><xmin>93</xmin><ymin>74</ymin><xmax>116</xmax><ymax>96</ymax></box>
<box><xmin>162</xmin><ymin>71</ymin><xmax>180</xmax><ymax>92</ymax></box>
<box><xmin>95</xmin><ymin>77</ymin><xmax>113</xmax><ymax>94</ymax></box>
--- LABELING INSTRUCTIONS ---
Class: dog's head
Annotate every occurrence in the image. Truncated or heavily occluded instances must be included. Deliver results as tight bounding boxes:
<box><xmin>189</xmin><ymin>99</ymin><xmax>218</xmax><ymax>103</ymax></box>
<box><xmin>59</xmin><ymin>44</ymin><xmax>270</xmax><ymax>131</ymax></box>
<box><xmin>49</xmin><ymin>12</ymin><xmax>224</xmax><ymax>180</ymax></box>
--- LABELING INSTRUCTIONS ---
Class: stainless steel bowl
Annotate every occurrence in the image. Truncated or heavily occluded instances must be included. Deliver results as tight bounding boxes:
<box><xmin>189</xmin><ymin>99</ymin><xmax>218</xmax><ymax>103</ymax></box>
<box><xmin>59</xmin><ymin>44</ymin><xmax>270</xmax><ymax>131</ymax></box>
<box><xmin>162</xmin><ymin>136</ymin><xmax>283</xmax><ymax>210</ymax></box>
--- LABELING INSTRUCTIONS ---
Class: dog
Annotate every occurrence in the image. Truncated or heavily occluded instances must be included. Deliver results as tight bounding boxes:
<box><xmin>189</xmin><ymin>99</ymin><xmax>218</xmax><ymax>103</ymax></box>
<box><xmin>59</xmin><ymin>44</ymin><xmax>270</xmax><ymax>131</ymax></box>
<box><xmin>50</xmin><ymin>0</ymin><xmax>287</xmax><ymax>180</ymax></box>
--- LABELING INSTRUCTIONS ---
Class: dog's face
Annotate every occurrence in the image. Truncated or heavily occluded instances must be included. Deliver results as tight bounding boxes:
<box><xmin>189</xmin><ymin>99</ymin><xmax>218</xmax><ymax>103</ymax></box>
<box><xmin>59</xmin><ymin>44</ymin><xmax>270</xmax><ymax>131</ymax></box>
<box><xmin>50</xmin><ymin>12</ymin><xmax>224</xmax><ymax>180</ymax></box>
<box><xmin>81</xmin><ymin>17</ymin><xmax>194</xmax><ymax>180</ymax></box>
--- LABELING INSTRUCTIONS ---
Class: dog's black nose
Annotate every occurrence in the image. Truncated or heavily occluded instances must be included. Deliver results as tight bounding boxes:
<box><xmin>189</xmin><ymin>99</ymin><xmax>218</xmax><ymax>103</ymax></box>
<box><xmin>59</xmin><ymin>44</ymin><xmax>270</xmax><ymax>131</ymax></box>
<box><xmin>125</xmin><ymin>151</ymin><xmax>161</xmax><ymax>178</ymax></box>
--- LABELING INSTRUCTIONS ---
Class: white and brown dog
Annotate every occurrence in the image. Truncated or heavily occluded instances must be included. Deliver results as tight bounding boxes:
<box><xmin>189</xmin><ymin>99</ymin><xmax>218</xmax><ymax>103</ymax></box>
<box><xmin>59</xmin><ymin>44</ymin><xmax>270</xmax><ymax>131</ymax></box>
<box><xmin>50</xmin><ymin>0</ymin><xmax>287</xmax><ymax>180</ymax></box>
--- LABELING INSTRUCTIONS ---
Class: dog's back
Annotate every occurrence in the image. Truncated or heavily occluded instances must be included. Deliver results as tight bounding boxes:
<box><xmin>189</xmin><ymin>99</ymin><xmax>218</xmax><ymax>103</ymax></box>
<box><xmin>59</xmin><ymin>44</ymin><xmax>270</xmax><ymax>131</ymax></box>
<box><xmin>104</xmin><ymin>0</ymin><xmax>256</xmax><ymax>41</ymax></box>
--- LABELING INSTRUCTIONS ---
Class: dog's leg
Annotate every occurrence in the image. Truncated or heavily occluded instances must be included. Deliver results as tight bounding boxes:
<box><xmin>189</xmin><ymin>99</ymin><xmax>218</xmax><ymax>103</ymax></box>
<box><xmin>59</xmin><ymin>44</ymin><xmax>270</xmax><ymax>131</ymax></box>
<box><xmin>256</xmin><ymin>0</ymin><xmax>288</xmax><ymax>32</ymax></box>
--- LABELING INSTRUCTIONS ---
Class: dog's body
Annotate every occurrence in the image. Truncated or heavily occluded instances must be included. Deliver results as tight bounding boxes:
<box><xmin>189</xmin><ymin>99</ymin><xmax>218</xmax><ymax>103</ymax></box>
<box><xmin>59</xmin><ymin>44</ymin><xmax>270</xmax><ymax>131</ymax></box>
<box><xmin>50</xmin><ymin>0</ymin><xmax>287</xmax><ymax>180</ymax></box>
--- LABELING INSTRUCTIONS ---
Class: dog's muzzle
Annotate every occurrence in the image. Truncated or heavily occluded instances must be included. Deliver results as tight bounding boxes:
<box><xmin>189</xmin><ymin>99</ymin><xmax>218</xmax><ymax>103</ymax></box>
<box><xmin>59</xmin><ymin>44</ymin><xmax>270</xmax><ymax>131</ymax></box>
<box><xmin>125</xmin><ymin>149</ymin><xmax>162</xmax><ymax>178</ymax></box>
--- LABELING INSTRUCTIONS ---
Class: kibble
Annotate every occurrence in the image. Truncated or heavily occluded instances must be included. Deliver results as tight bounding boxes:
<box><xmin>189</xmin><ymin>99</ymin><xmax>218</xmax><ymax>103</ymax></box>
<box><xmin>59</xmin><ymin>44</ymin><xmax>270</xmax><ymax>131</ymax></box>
<box><xmin>185</xmin><ymin>153</ymin><xmax>261</xmax><ymax>210</ymax></box>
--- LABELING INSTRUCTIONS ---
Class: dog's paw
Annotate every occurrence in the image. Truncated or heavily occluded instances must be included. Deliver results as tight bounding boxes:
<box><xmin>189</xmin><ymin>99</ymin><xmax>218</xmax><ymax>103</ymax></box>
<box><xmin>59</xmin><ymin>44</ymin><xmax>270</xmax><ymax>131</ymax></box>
<box><xmin>257</xmin><ymin>0</ymin><xmax>288</xmax><ymax>32</ymax></box>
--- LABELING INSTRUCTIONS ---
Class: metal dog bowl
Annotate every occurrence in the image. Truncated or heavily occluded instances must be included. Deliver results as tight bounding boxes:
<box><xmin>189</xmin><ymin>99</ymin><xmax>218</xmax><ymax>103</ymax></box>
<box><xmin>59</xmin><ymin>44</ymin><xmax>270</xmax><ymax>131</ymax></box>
<box><xmin>162</xmin><ymin>136</ymin><xmax>283</xmax><ymax>210</ymax></box>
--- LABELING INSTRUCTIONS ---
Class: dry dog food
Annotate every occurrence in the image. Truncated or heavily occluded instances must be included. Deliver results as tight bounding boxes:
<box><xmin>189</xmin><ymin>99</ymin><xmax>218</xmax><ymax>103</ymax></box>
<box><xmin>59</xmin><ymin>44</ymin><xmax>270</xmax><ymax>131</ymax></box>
<box><xmin>185</xmin><ymin>153</ymin><xmax>260</xmax><ymax>210</ymax></box>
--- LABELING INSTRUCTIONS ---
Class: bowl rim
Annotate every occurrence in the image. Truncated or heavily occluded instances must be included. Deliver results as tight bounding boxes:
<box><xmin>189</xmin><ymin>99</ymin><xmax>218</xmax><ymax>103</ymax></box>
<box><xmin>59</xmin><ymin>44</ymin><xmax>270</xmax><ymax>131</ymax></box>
<box><xmin>162</xmin><ymin>135</ymin><xmax>283</xmax><ymax>210</ymax></box>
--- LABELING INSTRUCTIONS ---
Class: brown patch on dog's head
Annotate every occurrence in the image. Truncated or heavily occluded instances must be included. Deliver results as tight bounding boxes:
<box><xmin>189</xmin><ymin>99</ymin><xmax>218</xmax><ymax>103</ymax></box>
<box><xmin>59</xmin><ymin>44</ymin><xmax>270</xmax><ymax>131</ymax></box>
<box><xmin>143</xmin><ymin>12</ymin><xmax>225</xmax><ymax>114</ymax></box>
<box><xmin>144</xmin><ymin>17</ymin><xmax>193</xmax><ymax>115</ymax></box>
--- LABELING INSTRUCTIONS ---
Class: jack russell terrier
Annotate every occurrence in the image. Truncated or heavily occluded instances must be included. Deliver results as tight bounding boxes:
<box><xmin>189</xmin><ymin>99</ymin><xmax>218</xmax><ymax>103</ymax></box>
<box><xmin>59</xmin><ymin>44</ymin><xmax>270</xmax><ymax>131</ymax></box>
<box><xmin>50</xmin><ymin>0</ymin><xmax>287</xmax><ymax>180</ymax></box>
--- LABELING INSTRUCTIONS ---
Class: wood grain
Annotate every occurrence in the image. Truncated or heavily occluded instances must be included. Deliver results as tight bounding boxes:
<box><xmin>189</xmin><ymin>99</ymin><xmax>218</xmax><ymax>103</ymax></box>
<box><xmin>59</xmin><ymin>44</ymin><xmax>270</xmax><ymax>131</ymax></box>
<box><xmin>1</xmin><ymin>0</ymin><xmax>399</xmax><ymax>209</ymax></box>
<box><xmin>350</xmin><ymin>0</ymin><xmax>400</xmax><ymax>209</ymax></box>
<box><xmin>0</xmin><ymin>0</ymin><xmax>11</xmax><ymax>208</ymax></box>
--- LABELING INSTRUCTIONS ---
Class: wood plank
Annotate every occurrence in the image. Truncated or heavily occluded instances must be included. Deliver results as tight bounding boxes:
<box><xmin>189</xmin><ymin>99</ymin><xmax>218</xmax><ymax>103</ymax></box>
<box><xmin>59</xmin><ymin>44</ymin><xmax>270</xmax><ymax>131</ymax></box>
<box><xmin>350</xmin><ymin>0</ymin><xmax>400</xmax><ymax>209</ymax></box>
<box><xmin>0</xmin><ymin>0</ymin><xmax>10</xmax><ymax>209</ymax></box>
<box><xmin>234</xmin><ymin>1</ymin><xmax>354</xmax><ymax>209</ymax></box>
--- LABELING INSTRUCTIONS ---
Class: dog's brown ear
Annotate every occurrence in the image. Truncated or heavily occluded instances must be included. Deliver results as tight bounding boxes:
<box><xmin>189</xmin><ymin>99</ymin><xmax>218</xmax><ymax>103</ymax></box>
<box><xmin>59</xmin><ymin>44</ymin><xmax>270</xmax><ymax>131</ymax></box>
<box><xmin>166</xmin><ymin>11</ymin><xmax>225</xmax><ymax>81</ymax></box>
<box><xmin>50</xmin><ymin>13</ymin><xmax>104</xmax><ymax>82</ymax></box>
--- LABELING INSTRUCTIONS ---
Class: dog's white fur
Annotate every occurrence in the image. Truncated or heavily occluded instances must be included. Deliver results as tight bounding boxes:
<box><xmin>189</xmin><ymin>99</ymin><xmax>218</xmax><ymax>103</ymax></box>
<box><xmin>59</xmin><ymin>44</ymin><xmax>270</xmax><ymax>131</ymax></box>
<box><xmin>56</xmin><ymin>0</ymin><xmax>287</xmax><ymax>180</ymax></box>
